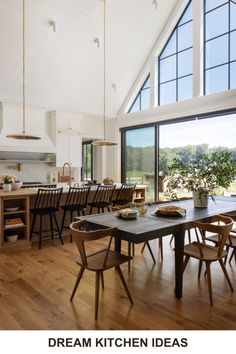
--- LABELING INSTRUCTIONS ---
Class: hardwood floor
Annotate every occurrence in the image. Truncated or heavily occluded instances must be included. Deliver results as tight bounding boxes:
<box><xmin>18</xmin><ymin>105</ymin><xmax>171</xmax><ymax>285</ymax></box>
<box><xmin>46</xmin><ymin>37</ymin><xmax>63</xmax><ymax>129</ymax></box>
<box><xmin>0</xmin><ymin>233</ymin><xmax>235</xmax><ymax>330</ymax></box>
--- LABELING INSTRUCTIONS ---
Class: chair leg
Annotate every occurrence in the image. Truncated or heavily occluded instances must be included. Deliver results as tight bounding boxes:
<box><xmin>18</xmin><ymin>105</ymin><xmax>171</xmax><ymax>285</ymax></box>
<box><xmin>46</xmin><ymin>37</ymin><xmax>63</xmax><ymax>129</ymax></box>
<box><xmin>53</xmin><ymin>213</ymin><xmax>64</xmax><ymax>245</ymax></box>
<box><xmin>89</xmin><ymin>206</ymin><xmax>93</xmax><ymax>215</ymax></box>
<box><xmin>82</xmin><ymin>209</ymin><xmax>86</xmax><ymax>216</ymax></box>
<box><xmin>116</xmin><ymin>265</ymin><xmax>133</xmax><ymax>305</ymax></box>
<box><xmin>39</xmin><ymin>215</ymin><xmax>43</xmax><ymax>250</ymax></box>
<box><xmin>70</xmin><ymin>210</ymin><xmax>73</xmax><ymax>243</ymax></box>
<box><xmin>198</xmin><ymin>260</ymin><xmax>203</xmax><ymax>280</ymax></box>
<box><xmin>70</xmin><ymin>267</ymin><xmax>85</xmax><ymax>301</ymax></box>
<box><xmin>98</xmin><ymin>208</ymin><xmax>100</xmax><ymax>214</ymax></box>
<box><xmin>229</xmin><ymin>249</ymin><xmax>235</xmax><ymax>263</ymax></box>
<box><xmin>95</xmin><ymin>271</ymin><xmax>101</xmax><ymax>320</ymax></box>
<box><xmin>205</xmin><ymin>261</ymin><xmax>213</xmax><ymax>306</ymax></box>
<box><xmin>183</xmin><ymin>255</ymin><xmax>190</xmax><ymax>273</ymax></box>
<box><xmin>60</xmin><ymin>209</ymin><xmax>66</xmax><ymax>234</ymax></box>
<box><xmin>102</xmin><ymin>207</ymin><xmax>105</xmax><ymax>213</ymax></box>
<box><xmin>132</xmin><ymin>242</ymin><xmax>135</xmax><ymax>256</ymax></box>
<box><xmin>169</xmin><ymin>234</ymin><xmax>174</xmax><ymax>245</ymax></box>
<box><xmin>107</xmin><ymin>206</ymin><xmax>111</xmax><ymax>212</ymax></box>
<box><xmin>224</xmin><ymin>246</ymin><xmax>229</xmax><ymax>265</ymax></box>
<box><xmin>30</xmin><ymin>214</ymin><xmax>37</xmax><ymax>241</ymax></box>
<box><xmin>219</xmin><ymin>259</ymin><xmax>234</xmax><ymax>292</ymax></box>
<box><xmin>159</xmin><ymin>238</ymin><xmax>163</xmax><ymax>261</ymax></box>
<box><xmin>101</xmin><ymin>271</ymin><xmax>104</xmax><ymax>289</ymax></box>
<box><xmin>146</xmin><ymin>241</ymin><xmax>156</xmax><ymax>264</ymax></box>
<box><xmin>49</xmin><ymin>214</ymin><xmax>54</xmax><ymax>240</ymax></box>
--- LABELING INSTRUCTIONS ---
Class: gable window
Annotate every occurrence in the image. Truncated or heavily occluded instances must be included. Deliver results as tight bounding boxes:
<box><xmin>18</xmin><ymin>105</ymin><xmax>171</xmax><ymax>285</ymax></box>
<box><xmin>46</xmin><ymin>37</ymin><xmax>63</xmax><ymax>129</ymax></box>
<box><xmin>128</xmin><ymin>75</ymin><xmax>150</xmax><ymax>113</ymax></box>
<box><xmin>81</xmin><ymin>141</ymin><xmax>93</xmax><ymax>181</ymax></box>
<box><xmin>158</xmin><ymin>0</ymin><xmax>193</xmax><ymax>106</ymax></box>
<box><xmin>204</xmin><ymin>0</ymin><xmax>236</xmax><ymax>94</ymax></box>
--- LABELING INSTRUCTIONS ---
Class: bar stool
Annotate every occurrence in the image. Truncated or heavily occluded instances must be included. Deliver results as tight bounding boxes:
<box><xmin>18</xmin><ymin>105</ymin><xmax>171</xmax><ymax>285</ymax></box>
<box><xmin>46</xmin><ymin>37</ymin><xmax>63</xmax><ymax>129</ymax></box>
<box><xmin>87</xmin><ymin>185</ymin><xmax>115</xmax><ymax>214</ymax></box>
<box><xmin>61</xmin><ymin>186</ymin><xmax>91</xmax><ymax>242</ymax></box>
<box><xmin>30</xmin><ymin>187</ymin><xmax>64</xmax><ymax>250</ymax></box>
<box><xmin>112</xmin><ymin>183</ymin><xmax>136</xmax><ymax>206</ymax></box>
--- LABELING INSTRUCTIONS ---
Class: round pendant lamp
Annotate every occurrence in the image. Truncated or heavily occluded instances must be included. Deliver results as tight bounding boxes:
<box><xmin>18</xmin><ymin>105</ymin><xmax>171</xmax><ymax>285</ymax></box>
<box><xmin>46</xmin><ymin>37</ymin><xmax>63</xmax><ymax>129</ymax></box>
<box><xmin>7</xmin><ymin>0</ymin><xmax>41</xmax><ymax>140</ymax></box>
<box><xmin>92</xmin><ymin>0</ymin><xmax>117</xmax><ymax>146</ymax></box>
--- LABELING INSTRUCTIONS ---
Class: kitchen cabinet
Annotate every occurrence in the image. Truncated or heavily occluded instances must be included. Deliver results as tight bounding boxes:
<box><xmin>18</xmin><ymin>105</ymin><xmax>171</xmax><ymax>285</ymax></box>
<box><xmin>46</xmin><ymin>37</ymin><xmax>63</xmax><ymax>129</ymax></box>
<box><xmin>56</xmin><ymin>131</ymin><xmax>82</xmax><ymax>168</ymax></box>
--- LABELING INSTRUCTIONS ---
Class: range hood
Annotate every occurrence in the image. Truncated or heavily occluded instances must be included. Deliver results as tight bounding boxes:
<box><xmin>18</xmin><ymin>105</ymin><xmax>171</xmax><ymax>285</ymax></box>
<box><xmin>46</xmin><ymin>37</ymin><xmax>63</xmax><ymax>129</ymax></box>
<box><xmin>0</xmin><ymin>102</ymin><xmax>56</xmax><ymax>153</ymax></box>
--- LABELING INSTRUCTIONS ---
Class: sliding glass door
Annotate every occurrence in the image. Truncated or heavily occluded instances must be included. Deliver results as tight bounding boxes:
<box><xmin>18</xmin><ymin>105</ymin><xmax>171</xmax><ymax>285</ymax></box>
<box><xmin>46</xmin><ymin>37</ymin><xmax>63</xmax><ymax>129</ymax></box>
<box><xmin>125</xmin><ymin>126</ymin><xmax>155</xmax><ymax>201</ymax></box>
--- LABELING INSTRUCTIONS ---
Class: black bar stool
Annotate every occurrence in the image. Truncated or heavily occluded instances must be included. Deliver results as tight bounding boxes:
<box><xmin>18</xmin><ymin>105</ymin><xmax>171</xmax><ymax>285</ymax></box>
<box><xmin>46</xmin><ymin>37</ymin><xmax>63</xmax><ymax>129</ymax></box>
<box><xmin>61</xmin><ymin>186</ymin><xmax>91</xmax><ymax>241</ymax></box>
<box><xmin>112</xmin><ymin>183</ymin><xmax>136</xmax><ymax>206</ymax></box>
<box><xmin>87</xmin><ymin>185</ymin><xmax>115</xmax><ymax>214</ymax></box>
<box><xmin>30</xmin><ymin>187</ymin><xmax>64</xmax><ymax>250</ymax></box>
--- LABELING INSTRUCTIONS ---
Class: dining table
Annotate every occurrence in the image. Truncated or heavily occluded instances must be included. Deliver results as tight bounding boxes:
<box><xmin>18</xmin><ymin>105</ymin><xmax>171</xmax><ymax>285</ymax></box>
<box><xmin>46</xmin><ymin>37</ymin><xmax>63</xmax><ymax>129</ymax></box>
<box><xmin>76</xmin><ymin>196</ymin><xmax>236</xmax><ymax>299</ymax></box>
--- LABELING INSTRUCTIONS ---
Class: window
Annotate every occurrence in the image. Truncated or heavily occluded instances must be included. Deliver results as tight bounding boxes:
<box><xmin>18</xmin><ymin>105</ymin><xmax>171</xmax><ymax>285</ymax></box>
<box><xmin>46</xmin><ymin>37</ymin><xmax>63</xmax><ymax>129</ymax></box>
<box><xmin>81</xmin><ymin>141</ymin><xmax>93</xmax><ymax>181</ymax></box>
<box><xmin>158</xmin><ymin>0</ymin><xmax>193</xmax><ymax>105</ymax></box>
<box><xmin>204</xmin><ymin>0</ymin><xmax>236</xmax><ymax>94</ymax></box>
<box><xmin>121</xmin><ymin>111</ymin><xmax>236</xmax><ymax>200</ymax></box>
<box><xmin>128</xmin><ymin>75</ymin><xmax>150</xmax><ymax>113</ymax></box>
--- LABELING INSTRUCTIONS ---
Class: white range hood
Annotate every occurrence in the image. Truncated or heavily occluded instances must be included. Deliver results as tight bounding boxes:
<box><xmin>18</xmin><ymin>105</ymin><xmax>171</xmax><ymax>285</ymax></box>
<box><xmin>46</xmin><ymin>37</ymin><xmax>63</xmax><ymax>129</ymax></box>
<box><xmin>0</xmin><ymin>102</ymin><xmax>56</xmax><ymax>153</ymax></box>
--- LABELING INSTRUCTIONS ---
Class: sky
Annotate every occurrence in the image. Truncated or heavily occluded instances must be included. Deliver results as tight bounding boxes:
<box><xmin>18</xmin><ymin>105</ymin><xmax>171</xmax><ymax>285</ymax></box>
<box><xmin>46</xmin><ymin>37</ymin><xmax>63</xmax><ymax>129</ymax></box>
<box><xmin>126</xmin><ymin>114</ymin><xmax>236</xmax><ymax>149</ymax></box>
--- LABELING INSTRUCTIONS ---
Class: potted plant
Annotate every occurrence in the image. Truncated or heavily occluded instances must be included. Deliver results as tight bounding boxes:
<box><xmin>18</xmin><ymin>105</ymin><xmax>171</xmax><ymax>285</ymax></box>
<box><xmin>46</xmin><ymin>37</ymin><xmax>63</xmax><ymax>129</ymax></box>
<box><xmin>0</xmin><ymin>174</ymin><xmax>16</xmax><ymax>192</ymax></box>
<box><xmin>103</xmin><ymin>177</ymin><xmax>114</xmax><ymax>185</ymax></box>
<box><xmin>165</xmin><ymin>151</ymin><xmax>236</xmax><ymax>207</ymax></box>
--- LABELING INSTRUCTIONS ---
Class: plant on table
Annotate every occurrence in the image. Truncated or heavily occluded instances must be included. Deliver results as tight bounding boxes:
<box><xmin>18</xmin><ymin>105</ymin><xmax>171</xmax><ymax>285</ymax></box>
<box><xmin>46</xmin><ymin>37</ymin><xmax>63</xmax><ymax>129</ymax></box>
<box><xmin>0</xmin><ymin>174</ymin><xmax>16</xmax><ymax>184</ymax></box>
<box><xmin>164</xmin><ymin>151</ymin><xmax>236</xmax><ymax>202</ymax></box>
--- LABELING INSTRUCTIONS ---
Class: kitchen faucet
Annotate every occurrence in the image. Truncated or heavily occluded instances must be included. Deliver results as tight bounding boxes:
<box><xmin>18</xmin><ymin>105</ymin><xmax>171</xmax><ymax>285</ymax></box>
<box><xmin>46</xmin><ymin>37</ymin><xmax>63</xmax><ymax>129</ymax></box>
<box><xmin>62</xmin><ymin>162</ymin><xmax>72</xmax><ymax>187</ymax></box>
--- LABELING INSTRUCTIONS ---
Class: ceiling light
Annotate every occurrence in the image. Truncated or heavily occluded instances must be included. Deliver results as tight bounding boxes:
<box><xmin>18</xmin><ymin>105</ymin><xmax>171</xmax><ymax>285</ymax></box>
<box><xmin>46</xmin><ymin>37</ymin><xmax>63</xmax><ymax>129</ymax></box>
<box><xmin>94</xmin><ymin>38</ymin><xmax>100</xmax><ymax>48</ymax></box>
<box><xmin>49</xmin><ymin>20</ymin><xmax>56</xmax><ymax>32</ymax></box>
<box><xmin>92</xmin><ymin>0</ymin><xmax>117</xmax><ymax>147</ymax></box>
<box><xmin>7</xmin><ymin>0</ymin><xmax>41</xmax><ymax>140</ymax></box>
<box><xmin>152</xmin><ymin>0</ymin><xmax>158</xmax><ymax>10</ymax></box>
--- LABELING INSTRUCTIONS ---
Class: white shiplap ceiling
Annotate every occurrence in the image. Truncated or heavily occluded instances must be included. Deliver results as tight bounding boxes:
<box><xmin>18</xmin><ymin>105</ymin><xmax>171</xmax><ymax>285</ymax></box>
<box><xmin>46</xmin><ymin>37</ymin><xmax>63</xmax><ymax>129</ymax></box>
<box><xmin>0</xmin><ymin>0</ymin><xmax>178</xmax><ymax>116</ymax></box>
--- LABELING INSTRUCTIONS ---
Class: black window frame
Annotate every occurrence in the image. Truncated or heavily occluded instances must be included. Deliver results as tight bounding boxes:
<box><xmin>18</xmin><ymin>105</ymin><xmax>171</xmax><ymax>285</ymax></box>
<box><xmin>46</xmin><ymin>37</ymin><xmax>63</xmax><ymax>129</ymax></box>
<box><xmin>158</xmin><ymin>0</ymin><xmax>193</xmax><ymax>106</ymax></box>
<box><xmin>81</xmin><ymin>140</ymin><xmax>93</xmax><ymax>181</ymax></box>
<box><xmin>121</xmin><ymin>108</ymin><xmax>236</xmax><ymax>201</ymax></box>
<box><xmin>128</xmin><ymin>74</ymin><xmax>150</xmax><ymax>113</ymax></box>
<box><xmin>204</xmin><ymin>0</ymin><xmax>236</xmax><ymax>94</ymax></box>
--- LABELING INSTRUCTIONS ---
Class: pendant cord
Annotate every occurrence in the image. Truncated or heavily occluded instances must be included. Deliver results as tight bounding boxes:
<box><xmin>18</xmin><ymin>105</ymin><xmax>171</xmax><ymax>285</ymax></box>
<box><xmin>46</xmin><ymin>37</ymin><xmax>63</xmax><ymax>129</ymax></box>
<box><xmin>103</xmin><ymin>0</ymin><xmax>106</xmax><ymax>141</ymax></box>
<box><xmin>22</xmin><ymin>0</ymin><xmax>25</xmax><ymax>134</ymax></box>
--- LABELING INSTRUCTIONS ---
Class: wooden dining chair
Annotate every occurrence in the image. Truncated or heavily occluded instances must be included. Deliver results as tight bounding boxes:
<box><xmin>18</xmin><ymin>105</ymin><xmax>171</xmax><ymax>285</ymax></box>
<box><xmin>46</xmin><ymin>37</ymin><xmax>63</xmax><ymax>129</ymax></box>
<box><xmin>69</xmin><ymin>219</ymin><xmax>133</xmax><ymax>320</ymax></box>
<box><xmin>112</xmin><ymin>183</ymin><xmax>136</xmax><ymax>206</ymax></box>
<box><xmin>183</xmin><ymin>215</ymin><xmax>234</xmax><ymax>306</ymax></box>
<box><xmin>203</xmin><ymin>213</ymin><xmax>236</xmax><ymax>264</ymax></box>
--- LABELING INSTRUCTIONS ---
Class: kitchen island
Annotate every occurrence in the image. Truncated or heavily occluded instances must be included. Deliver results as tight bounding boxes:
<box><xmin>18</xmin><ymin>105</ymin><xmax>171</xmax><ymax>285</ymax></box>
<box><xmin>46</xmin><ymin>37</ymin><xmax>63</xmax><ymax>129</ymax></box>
<box><xmin>0</xmin><ymin>184</ymin><xmax>147</xmax><ymax>252</ymax></box>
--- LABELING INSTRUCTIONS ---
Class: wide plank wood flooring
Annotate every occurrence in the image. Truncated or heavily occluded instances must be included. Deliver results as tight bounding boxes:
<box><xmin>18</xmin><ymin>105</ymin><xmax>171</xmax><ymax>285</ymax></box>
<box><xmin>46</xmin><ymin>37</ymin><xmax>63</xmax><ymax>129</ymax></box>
<box><xmin>0</xmin><ymin>233</ymin><xmax>235</xmax><ymax>330</ymax></box>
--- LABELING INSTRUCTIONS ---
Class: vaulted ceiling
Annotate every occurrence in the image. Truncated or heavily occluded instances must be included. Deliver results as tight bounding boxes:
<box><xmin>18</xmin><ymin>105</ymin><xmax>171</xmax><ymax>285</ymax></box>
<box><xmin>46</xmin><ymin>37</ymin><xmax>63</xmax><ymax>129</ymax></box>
<box><xmin>0</xmin><ymin>0</ymin><xmax>179</xmax><ymax>116</ymax></box>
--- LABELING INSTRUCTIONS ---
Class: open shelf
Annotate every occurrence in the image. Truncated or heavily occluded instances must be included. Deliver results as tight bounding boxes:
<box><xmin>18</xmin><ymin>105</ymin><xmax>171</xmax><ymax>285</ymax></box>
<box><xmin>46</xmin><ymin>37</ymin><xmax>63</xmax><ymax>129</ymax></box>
<box><xmin>4</xmin><ymin>210</ymin><xmax>27</xmax><ymax>215</ymax></box>
<box><xmin>4</xmin><ymin>225</ymin><xmax>26</xmax><ymax>231</ymax></box>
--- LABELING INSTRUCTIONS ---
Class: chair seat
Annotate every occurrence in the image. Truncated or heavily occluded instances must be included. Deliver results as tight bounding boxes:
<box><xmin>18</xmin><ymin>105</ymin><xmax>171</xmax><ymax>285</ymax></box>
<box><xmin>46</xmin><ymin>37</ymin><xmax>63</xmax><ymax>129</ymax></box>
<box><xmin>31</xmin><ymin>207</ymin><xmax>58</xmax><ymax>215</ymax></box>
<box><xmin>87</xmin><ymin>202</ymin><xmax>111</xmax><ymax>208</ymax></box>
<box><xmin>205</xmin><ymin>233</ymin><xmax>236</xmax><ymax>248</ymax></box>
<box><xmin>112</xmin><ymin>199</ymin><xmax>130</xmax><ymax>206</ymax></box>
<box><xmin>184</xmin><ymin>242</ymin><xmax>227</xmax><ymax>261</ymax></box>
<box><xmin>76</xmin><ymin>249</ymin><xmax>131</xmax><ymax>271</ymax></box>
<box><xmin>61</xmin><ymin>204</ymin><xmax>86</xmax><ymax>211</ymax></box>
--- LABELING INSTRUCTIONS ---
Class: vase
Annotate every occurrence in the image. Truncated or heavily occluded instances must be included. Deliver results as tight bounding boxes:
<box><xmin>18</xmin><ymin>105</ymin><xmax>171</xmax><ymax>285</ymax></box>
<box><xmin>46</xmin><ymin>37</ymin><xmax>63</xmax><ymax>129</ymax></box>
<box><xmin>3</xmin><ymin>183</ymin><xmax>11</xmax><ymax>192</ymax></box>
<box><xmin>192</xmin><ymin>191</ymin><xmax>208</xmax><ymax>208</ymax></box>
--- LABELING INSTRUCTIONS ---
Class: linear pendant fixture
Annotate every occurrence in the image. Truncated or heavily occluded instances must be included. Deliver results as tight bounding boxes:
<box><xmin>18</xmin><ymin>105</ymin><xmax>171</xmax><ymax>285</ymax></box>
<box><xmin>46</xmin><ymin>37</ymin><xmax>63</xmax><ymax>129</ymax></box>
<box><xmin>7</xmin><ymin>0</ymin><xmax>41</xmax><ymax>140</ymax></box>
<box><xmin>92</xmin><ymin>0</ymin><xmax>117</xmax><ymax>146</ymax></box>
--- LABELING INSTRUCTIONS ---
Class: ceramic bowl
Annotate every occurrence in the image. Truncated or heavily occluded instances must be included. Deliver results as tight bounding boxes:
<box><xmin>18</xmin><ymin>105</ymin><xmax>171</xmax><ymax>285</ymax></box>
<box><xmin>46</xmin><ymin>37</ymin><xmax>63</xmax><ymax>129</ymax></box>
<box><xmin>11</xmin><ymin>182</ymin><xmax>22</xmax><ymax>191</ymax></box>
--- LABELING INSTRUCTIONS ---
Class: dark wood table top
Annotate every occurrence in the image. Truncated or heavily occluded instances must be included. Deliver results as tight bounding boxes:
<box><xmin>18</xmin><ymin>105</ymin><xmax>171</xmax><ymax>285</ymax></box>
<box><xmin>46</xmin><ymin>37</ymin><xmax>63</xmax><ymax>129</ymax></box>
<box><xmin>77</xmin><ymin>198</ymin><xmax>236</xmax><ymax>243</ymax></box>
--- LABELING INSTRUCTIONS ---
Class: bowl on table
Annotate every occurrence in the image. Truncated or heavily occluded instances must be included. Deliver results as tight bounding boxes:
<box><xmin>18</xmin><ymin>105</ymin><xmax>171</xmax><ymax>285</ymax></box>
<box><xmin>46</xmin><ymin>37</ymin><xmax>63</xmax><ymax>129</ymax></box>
<box><xmin>11</xmin><ymin>182</ymin><xmax>22</xmax><ymax>191</ymax></box>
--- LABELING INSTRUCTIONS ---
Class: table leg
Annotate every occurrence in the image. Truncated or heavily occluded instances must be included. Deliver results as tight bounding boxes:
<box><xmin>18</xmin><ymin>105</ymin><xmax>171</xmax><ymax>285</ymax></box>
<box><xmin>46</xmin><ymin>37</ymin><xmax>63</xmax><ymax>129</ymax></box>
<box><xmin>174</xmin><ymin>225</ymin><xmax>185</xmax><ymax>299</ymax></box>
<box><xmin>115</xmin><ymin>236</ymin><xmax>121</xmax><ymax>253</ymax></box>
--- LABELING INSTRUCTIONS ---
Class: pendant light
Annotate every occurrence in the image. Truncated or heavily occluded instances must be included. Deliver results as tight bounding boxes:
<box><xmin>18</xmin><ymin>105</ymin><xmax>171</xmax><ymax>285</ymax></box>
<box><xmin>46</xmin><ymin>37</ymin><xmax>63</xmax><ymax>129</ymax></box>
<box><xmin>92</xmin><ymin>0</ymin><xmax>117</xmax><ymax>146</ymax></box>
<box><xmin>7</xmin><ymin>0</ymin><xmax>41</xmax><ymax>140</ymax></box>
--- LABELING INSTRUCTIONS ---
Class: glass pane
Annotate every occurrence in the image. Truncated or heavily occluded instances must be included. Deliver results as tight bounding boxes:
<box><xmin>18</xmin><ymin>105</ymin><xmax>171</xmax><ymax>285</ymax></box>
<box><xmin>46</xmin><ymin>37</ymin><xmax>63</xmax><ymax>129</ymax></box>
<box><xmin>205</xmin><ymin>4</ymin><xmax>229</xmax><ymax>41</ymax></box>
<box><xmin>230</xmin><ymin>1</ymin><xmax>236</xmax><ymax>31</ymax></box>
<box><xmin>205</xmin><ymin>34</ymin><xmax>228</xmax><ymax>69</ymax></box>
<box><xmin>129</xmin><ymin>94</ymin><xmax>140</xmax><ymax>113</ymax></box>
<box><xmin>205</xmin><ymin>0</ymin><xmax>227</xmax><ymax>13</ymax></box>
<box><xmin>205</xmin><ymin>64</ymin><xmax>228</xmax><ymax>94</ymax></box>
<box><xmin>178</xmin><ymin>75</ymin><xmax>193</xmax><ymax>101</ymax></box>
<box><xmin>178</xmin><ymin>48</ymin><xmax>193</xmax><ymax>77</ymax></box>
<box><xmin>159</xmin><ymin>81</ymin><xmax>176</xmax><ymax>105</ymax></box>
<box><xmin>126</xmin><ymin>127</ymin><xmax>155</xmax><ymax>201</ymax></box>
<box><xmin>230</xmin><ymin>62</ymin><xmax>236</xmax><ymax>89</ymax></box>
<box><xmin>141</xmin><ymin>88</ymin><xmax>150</xmax><ymax>110</ymax></box>
<box><xmin>142</xmin><ymin>75</ymin><xmax>150</xmax><ymax>89</ymax></box>
<box><xmin>178</xmin><ymin>21</ymin><xmax>193</xmax><ymax>51</ymax></box>
<box><xmin>160</xmin><ymin>31</ymin><xmax>176</xmax><ymax>59</ymax></box>
<box><xmin>159</xmin><ymin>55</ymin><xmax>176</xmax><ymax>83</ymax></box>
<box><xmin>230</xmin><ymin>31</ymin><xmax>236</xmax><ymax>61</ymax></box>
<box><xmin>159</xmin><ymin>114</ymin><xmax>236</xmax><ymax>200</ymax></box>
<box><xmin>179</xmin><ymin>0</ymin><xmax>193</xmax><ymax>26</ymax></box>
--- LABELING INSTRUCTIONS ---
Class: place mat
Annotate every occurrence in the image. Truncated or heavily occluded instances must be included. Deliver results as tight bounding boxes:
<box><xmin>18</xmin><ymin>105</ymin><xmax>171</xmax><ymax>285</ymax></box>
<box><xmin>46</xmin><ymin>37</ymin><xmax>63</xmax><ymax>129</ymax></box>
<box><xmin>114</xmin><ymin>208</ymin><xmax>138</xmax><ymax>219</ymax></box>
<box><xmin>151</xmin><ymin>205</ymin><xmax>186</xmax><ymax>217</ymax></box>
